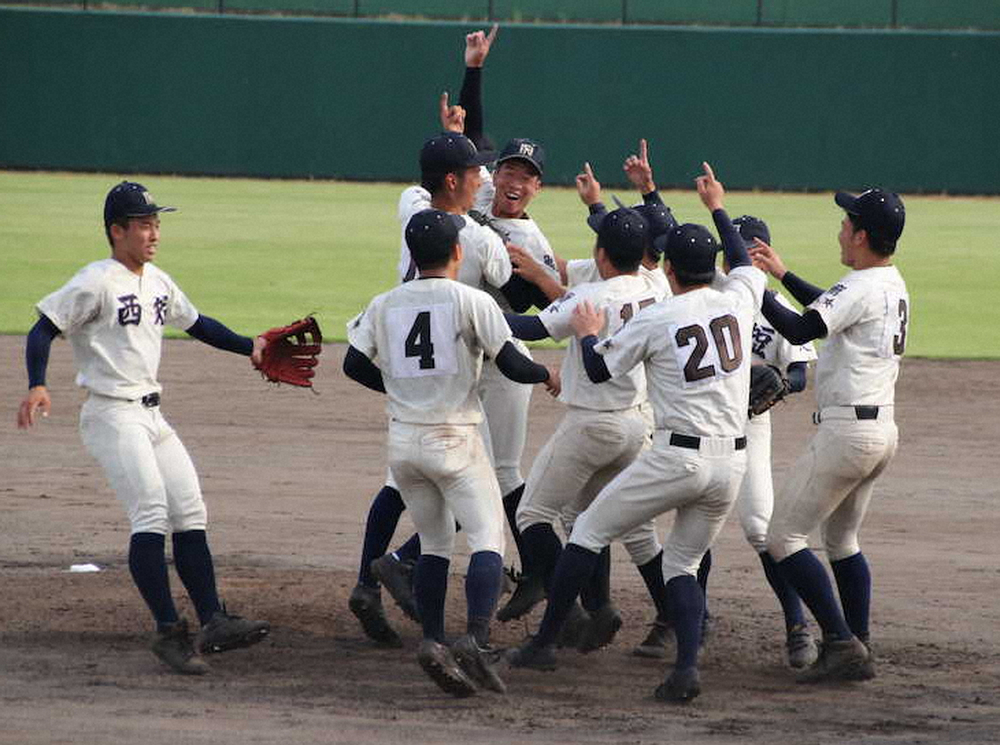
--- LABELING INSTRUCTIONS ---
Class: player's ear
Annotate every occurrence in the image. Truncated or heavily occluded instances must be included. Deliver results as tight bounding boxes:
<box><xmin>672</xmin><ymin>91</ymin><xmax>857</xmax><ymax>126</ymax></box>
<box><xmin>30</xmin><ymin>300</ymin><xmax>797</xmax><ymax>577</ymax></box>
<box><xmin>443</xmin><ymin>172</ymin><xmax>459</xmax><ymax>193</ymax></box>
<box><xmin>452</xmin><ymin>240</ymin><xmax>463</xmax><ymax>265</ymax></box>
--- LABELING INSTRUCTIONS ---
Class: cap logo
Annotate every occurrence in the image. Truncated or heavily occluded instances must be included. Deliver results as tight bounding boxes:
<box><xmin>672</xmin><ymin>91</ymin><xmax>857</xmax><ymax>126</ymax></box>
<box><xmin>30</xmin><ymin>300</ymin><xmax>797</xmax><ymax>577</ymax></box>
<box><xmin>141</xmin><ymin>191</ymin><xmax>154</xmax><ymax>205</ymax></box>
<box><xmin>518</xmin><ymin>143</ymin><xmax>535</xmax><ymax>157</ymax></box>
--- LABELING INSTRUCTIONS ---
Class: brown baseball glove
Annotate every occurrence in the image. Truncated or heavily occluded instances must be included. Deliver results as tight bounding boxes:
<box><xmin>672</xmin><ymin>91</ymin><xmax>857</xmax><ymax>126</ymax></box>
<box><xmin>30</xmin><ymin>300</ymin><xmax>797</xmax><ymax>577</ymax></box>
<box><xmin>253</xmin><ymin>316</ymin><xmax>322</xmax><ymax>387</ymax></box>
<box><xmin>749</xmin><ymin>363</ymin><xmax>789</xmax><ymax>418</ymax></box>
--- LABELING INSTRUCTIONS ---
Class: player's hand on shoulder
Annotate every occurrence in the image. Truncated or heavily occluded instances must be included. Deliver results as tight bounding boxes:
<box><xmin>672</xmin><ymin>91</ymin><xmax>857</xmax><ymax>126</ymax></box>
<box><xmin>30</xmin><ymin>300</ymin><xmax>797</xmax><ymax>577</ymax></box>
<box><xmin>623</xmin><ymin>138</ymin><xmax>656</xmax><ymax>194</ymax></box>
<box><xmin>439</xmin><ymin>92</ymin><xmax>466</xmax><ymax>133</ymax></box>
<box><xmin>509</xmin><ymin>244</ymin><xmax>544</xmax><ymax>282</ymax></box>
<box><xmin>17</xmin><ymin>386</ymin><xmax>51</xmax><ymax>429</ymax></box>
<box><xmin>575</xmin><ymin>162</ymin><xmax>602</xmax><ymax>206</ymax></box>
<box><xmin>542</xmin><ymin>365</ymin><xmax>561</xmax><ymax>398</ymax></box>
<box><xmin>748</xmin><ymin>238</ymin><xmax>787</xmax><ymax>279</ymax></box>
<box><xmin>465</xmin><ymin>23</ymin><xmax>498</xmax><ymax>68</ymax></box>
<box><xmin>695</xmin><ymin>161</ymin><xmax>725</xmax><ymax>211</ymax></box>
<box><xmin>570</xmin><ymin>298</ymin><xmax>605</xmax><ymax>338</ymax></box>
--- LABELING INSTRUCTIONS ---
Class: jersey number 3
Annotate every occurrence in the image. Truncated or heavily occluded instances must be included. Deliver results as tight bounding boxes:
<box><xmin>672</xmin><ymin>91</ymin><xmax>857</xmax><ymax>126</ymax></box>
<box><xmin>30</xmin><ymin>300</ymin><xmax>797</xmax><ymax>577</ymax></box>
<box><xmin>674</xmin><ymin>314</ymin><xmax>743</xmax><ymax>383</ymax></box>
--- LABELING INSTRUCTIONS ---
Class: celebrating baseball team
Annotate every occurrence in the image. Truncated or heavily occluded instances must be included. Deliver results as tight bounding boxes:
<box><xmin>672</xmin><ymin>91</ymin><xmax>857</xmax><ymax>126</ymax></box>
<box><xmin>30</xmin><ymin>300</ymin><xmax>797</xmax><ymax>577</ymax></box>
<box><xmin>17</xmin><ymin>26</ymin><xmax>909</xmax><ymax>704</ymax></box>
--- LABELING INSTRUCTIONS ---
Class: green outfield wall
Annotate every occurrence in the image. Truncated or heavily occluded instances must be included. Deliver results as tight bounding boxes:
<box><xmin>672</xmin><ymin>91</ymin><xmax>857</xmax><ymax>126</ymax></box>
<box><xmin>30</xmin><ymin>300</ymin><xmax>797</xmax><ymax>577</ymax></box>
<box><xmin>2</xmin><ymin>8</ymin><xmax>998</xmax><ymax>193</ymax></box>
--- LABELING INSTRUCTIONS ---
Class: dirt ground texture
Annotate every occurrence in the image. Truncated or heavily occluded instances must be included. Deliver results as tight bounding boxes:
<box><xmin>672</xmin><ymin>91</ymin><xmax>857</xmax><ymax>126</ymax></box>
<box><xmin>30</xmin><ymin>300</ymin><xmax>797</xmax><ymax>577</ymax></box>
<box><xmin>1</xmin><ymin>337</ymin><xmax>998</xmax><ymax>745</ymax></box>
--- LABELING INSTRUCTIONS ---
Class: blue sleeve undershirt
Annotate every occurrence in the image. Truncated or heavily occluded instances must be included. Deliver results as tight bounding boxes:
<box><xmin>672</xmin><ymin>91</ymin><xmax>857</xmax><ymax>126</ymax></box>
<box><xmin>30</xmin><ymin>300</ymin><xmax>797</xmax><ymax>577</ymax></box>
<box><xmin>761</xmin><ymin>291</ymin><xmax>828</xmax><ymax>345</ymax></box>
<box><xmin>25</xmin><ymin>315</ymin><xmax>61</xmax><ymax>388</ymax></box>
<box><xmin>579</xmin><ymin>335</ymin><xmax>611</xmax><ymax>383</ymax></box>
<box><xmin>185</xmin><ymin>314</ymin><xmax>254</xmax><ymax>356</ymax></box>
<box><xmin>342</xmin><ymin>345</ymin><xmax>386</xmax><ymax>393</ymax></box>
<box><xmin>504</xmin><ymin>313</ymin><xmax>549</xmax><ymax>341</ymax></box>
<box><xmin>494</xmin><ymin>340</ymin><xmax>550</xmax><ymax>384</ymax></box>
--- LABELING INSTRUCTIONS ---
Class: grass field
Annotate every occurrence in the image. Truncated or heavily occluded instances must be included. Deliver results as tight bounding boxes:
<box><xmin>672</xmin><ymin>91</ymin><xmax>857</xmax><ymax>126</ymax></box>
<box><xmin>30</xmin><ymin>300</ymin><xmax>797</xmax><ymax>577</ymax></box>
<box><xmin>2</xmin><ymin>169</ymin><xmax>997</xmax><ymax>358</ymax></box>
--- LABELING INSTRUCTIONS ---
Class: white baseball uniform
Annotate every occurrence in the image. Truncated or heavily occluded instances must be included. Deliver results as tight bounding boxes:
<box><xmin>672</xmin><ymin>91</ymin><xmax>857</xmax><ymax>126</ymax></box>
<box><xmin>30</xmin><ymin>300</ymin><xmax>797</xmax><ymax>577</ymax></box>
<box><xmin>348</xmin><ymin>277</ymin><xmax>512</xmax><ymax>559</ymax></box>
<box><xmin>567</xmin><ymin>259</ymin><xmax>671</xmax><ymax>299</ymax></box>
<box><xmin>36</xmin><ymin>258</ymin><xmax>204</xmax><ymax>535</ymax></box>
<box><xmin>516</xmin><ymin>272</ymin><xmax>667</xmax><ymax>566</ymax></box>
<box><xmin>737</xmin><ymin>292</ymin><xmax>817</xmax><ymax>552</ymax></box>
<box><xmin>567</xmin><ymin>265</ymin><xmax>766</xmax><ymax>579</ymax></box>
<box><xmin>767</xmin><ymin>266</ymin><xmax>908</xmax><ymax>562</ymax></box>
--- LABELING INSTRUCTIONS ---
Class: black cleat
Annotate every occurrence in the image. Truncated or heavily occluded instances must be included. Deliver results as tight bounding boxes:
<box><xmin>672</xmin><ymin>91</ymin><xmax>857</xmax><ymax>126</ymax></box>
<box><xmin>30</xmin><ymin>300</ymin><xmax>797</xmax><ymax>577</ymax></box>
<box><xmin>654</xmin><ymin>666</ymin><xmax>701</xmax><ymax>703</ymax></box>
<box><xmin>507</xmin><ymin>637</ymin><xmax>558</xmax><ymax>671</ymax></box>
<box><xmin>153</xmin><ymin>618</ymin><xmax>210</xmax><ymax>675</ymax></box>
<box><xmin>198</xmin><ymin>606</ymin><xmax>270</xmax><ymax>654</ymax></box>
<box><xmin>370</xmin><ymin>554</ymin><xmax>420</xmax><ymax>623</ymax></box>
<box><xmin>578</xmin><ymin>602</ymin><xmax>622</xmax><ymax>653</ymax></box>
<box><xmin>633</xmin><ymin>619</ymin><xmax>672</xmax><ymax>659</ymax></box>
<box><xmin>496</xmin><ymin>572</ymin><xmax>546</xmax><ymax>622</ymax></box>
<box><xmin>349</xmin><ymin>584</ymin><xmax>403</xmax><ymax>648</ymax></box>
<box><xmin>418</xmin><ymin>639</ymin><xmax>477</xmax><ymax>697</ymax></box>
<box><xmin>452</xmin><ymin>634</ymin><xmax>507</xmax><ymax>693</ymax></box>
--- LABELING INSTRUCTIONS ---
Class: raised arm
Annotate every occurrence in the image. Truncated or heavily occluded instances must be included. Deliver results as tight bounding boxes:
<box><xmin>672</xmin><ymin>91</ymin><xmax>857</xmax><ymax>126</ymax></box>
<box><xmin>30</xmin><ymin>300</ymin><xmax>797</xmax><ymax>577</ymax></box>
<box><xmin>459</xmin><ymin>24</ymin><xmax>498</xmax><ymax>150</ymax></box>
<box><xmin>695</xmin><ymin>162</ymin><xmax>750</xmax><ymax>269</ymax></box>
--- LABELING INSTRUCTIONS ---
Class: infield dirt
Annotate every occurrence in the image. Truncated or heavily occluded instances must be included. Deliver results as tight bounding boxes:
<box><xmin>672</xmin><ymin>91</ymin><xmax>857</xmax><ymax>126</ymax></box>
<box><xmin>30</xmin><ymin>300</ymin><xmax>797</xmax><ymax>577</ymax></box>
<box><xmin>1</xmin><ymin>338</ymin><xmax>997</xmax><ymax>745</ymax></box>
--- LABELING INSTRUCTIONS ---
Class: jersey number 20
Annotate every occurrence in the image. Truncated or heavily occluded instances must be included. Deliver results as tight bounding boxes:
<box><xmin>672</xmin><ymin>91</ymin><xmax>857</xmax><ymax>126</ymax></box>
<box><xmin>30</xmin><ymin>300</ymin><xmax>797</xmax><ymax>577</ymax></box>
<box><xmin>675</xmin><ymin>314</ymin><xmax>743</xmax><ymax>383</ymax></box>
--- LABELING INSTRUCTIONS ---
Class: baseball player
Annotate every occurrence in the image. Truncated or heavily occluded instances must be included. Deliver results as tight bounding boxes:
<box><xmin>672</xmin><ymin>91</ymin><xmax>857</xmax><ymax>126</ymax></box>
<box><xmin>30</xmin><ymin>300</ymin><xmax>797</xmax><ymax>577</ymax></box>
<box><xmin>350</xmin><ymin>25</ymin><xmax>561</xmax><ymax>644</ymax></box>
<box><xmin>344</xmin><ymin>208</ymin><xmax>557</xmax><ymax>697</ymax></box>
<box><xmin>657</xmin><ymin>216</ymin><xmax>819</xmax><ymax>667</ymax></box>
<box><xmin>16</xmin><ymin>181</ymin><xmax>270</xmax><ymax>675</ymax></box>
<box><xmin>497</xmin><ymin>207</ymin><xmax>669</xmax><ymax>651</ymax></box>
<box><xmin>509</xmin><ymin>163</ymin><xmax>766</xmax><ymax>704</ymax></box>
<box><xmin>749</xmin><ymin>188</ymin><xmax>908</xmax><ymax>683</ymax></box>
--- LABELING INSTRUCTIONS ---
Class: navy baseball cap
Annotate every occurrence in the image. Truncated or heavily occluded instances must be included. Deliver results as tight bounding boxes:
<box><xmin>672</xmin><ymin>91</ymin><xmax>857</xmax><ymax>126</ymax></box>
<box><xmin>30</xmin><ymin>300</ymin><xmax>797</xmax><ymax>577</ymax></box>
<box><xmin>405</xmin><ymin>208</ymin><xmax>465</xmax><ymax>256</ymax></box>
<box><xmin>597</xmin><ymin>207</ymin><xmax>647</xmax><ymax>262</ymax></box>
<box><xmin>732</xmin><ymin>214</ymin><xmax>771</xmax><ymax>249</ymax></box>
<box><xmin>588</xmin><ymin>197</ymin><xmax>676</xmax><ymax>250</ymax></box>
<box><xmin>658</xmin><ymin>223</ymin><xmax>720</xmax><ymax>283</ymax></box>
<box><xmin>104</xmin><ymin>181</ymin><xmax>176</xmax><ymax>227</ymax></box>
<box><xmin>835</xmin><ymin>188</ymin><xmax>905</xmax><ymax>245</ymax></box>
<box><xmin>496</xmin><ymin>138</ymin><xmax>545</xmax><ymax>176</ymax></box>
<box><xmin>420</xmin><ymin>132</ymin><xmax>494</xmax><ymax>176</ymax></box>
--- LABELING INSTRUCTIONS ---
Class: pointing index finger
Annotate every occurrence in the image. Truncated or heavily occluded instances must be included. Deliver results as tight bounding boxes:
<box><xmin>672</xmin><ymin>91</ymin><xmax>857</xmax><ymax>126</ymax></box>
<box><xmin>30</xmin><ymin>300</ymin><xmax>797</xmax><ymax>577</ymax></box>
<box><xmin>639</xmin><ymin>138</ymin><xmax>648</xmax><ymax>163</ymax></box>
<box><xmin>486</xmin><ymin>23</ymin><xmax>499</xmax><ymax>44</ymax></box>
<box><xmin>702</xmin><ymin>161</ymin><xmax>716</xmax><ymax>181</ymax></box>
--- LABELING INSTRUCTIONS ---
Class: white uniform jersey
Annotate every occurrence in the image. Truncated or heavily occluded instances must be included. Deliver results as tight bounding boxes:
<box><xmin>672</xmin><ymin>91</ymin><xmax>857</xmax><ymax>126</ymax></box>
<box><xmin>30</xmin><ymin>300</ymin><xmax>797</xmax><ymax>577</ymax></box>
<box><xmin>36</xmin><ymin>259</ymin><xmax>199</xmax><ymax>400</ymax></box>
<box><xmin>538</xmin><ymin>273</ymin><xmax>664</xmax><ymax>410</ymax></box>
<box><xmin>567</xmin><ymin>258</ymin><xmax>670</xmax><ymax>298</ymax></box>
<box><xmin>752</xmin><ymin>291</ymin><xmax>818</xmax><ymax>368</ymax></box>
<box><xmin>808</xmin><ymin>265</ymin><xmax>909</xmax><ymax>409</ymax></box>
<box><xmin>348</xmin><ymin>278</ymin><xmax>512</xmax><ymax>426</ymax></box>
<box><xmin>396</xmin><ymin>186</ymin><xmax>512</xmax><ymax>291</ymax></box>
<box><xmin>596</xmin><ymin>265</ymin><xmax>766</xmax><ymax>437</ymax></box>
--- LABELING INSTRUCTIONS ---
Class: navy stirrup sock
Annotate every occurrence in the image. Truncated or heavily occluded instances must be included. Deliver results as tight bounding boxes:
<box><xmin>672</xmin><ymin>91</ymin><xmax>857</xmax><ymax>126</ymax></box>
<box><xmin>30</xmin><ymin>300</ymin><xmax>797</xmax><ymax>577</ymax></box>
<box><xmin>580</xmin><ymin>545</ymin><xmax>611</xmax><ymax>612</ymax></box>
<box><xmin>128</xmin><ymin>532</ymin><xmax>179</xmax><ymax>630</ymax></box>
<box><xmin>413</xmin><ymin>554</ymin><xmax>450</xmax><ymax>643</ymax></box>
<box><xmin>534</xmin><ymin>543</ymin><xmax>599</xmax><ymax>647</ymax></box>
<box><xmin>394</xmin><ymin>532</ymin><xmax>422</xmax><ymax>564</ymax></box>
<box><xmin>697</xmin><ymin>549</ymin><xmax>712</xmax><ymax>595</ymax></box>
<box><xmin>521</xmin><ymin>523</ymin><xmax>563</xmax><ymax>589</ymax></box>
<box><xmin>779</xmin><ymin>549</ymin><xmax>853</xmax><ymax>641</ymax></box>
<box><xmin>358</xmin><ymin>486</ymin><xmax>406</xmax><ymax>586</ymax></box>
<box><xmin>466</xmin><ymin>551</ymin><xmax>503</xmax><ymax>646</ymax></box>
<box><xmin>666</xmin><ymin>575</ymin><xmax>704</xmax><ymax>669</ymax></box>
<box><xmin>831</xmin><ymin>552</ymin><xmax>872</xmax><ymax>643</ymax></box>
<box><xmin>172</xmin><ymin>530</ymin><xmax>221</xmax><ymax>626</ymax></box>
<box><xmin>760</xmin><ymin>551</ymin><xmax>806</xmax><ymax>631</ymax></box>
<box><xmin>637</xmin><ymin>551</ymin><xmax>669</xmax><ymax>622</ymax></box>
<box><xmin>502</xmin><ymin>484</ymin><xmax>529</xmax><ymax>573</ymax></box>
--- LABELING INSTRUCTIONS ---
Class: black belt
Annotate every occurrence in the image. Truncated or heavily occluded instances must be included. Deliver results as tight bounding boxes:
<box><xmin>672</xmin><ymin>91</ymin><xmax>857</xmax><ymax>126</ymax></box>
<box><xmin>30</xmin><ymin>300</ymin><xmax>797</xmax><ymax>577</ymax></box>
<box><xmin>140</xmin><ymin>393</ymin><xmax>160</xmax><ymax>408</ymax></box>
<box><xmin>854</xmin><ymin>406</ymin><xmax>879</xmax><ymax>420</ymax></box>
<box><xmin>669</xmin><ymin>432</ymin><xmax>746</xmax><ymax>451</ymax></box>
<box><xmin>812</xmin><ymin>405</ymin><xmax>881</xmax><ymax>424</ymax></box>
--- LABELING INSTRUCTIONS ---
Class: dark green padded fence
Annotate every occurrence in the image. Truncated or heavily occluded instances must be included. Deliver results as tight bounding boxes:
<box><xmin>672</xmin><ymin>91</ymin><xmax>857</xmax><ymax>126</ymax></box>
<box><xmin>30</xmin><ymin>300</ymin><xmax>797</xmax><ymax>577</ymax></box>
<box><xmin>4</xmin><ymin>1</ymin><xmax>1000</xmax><ymax>28</ymax></box>
<box><xmin>1</xmin><ymin>8</ymin><xmax>998</xmax><ymax>193</ymax></box>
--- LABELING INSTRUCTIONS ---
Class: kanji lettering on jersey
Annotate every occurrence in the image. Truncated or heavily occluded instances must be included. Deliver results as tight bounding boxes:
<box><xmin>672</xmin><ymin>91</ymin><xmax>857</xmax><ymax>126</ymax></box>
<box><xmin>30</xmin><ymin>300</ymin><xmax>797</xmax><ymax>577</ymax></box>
<box><xmin>117</xmin><ymin>294</ymin><xmax>142</xmax><ymax>326</ymax></box>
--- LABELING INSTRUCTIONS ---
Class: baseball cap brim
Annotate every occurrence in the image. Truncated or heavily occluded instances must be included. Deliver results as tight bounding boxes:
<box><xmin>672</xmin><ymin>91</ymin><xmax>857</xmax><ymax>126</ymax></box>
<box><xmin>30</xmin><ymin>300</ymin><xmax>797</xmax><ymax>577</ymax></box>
<box><xmin>496</xmin><ymin>153</ymin><xmax>542</xmax><ymax>175</ymax></box>
<box><xmin>125</xmin><ymin>205</ymin><xmax>177</xmax><ymax>217</ymax></box>
<box><xmin>834</xmin><ymin>191</ymin><xmax>861</xmax><ymax>214</ymax></box>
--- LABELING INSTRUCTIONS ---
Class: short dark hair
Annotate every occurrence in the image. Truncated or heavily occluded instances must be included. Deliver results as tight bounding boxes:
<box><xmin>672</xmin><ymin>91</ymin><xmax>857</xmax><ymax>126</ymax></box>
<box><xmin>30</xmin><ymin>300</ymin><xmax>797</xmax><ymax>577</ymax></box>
<box><xmin>411</xmin><ymin>239</ymin><xmax>455</xmax><ymax>271</ymax></box>
<box><xmin>847</xmin><ymin>213</ymin><xmax>896</xmax><ymax>256</ymax></box>
<box><xmin>105</xmin><ymin>217</ymin><xmax>129</xmax><ymax>248</ymax></box>
<box><xmin>598</xmin><ymin>235</ymin><xmax>642</xmax><ymax>273</ymax></box>
<box><xmin>421</xmin><ymin>172</ymin><xmax>448</xmax><ymax>194</ymax></box>
<box><xmin>670</xmin><ymin>264</ymin><xmax>714</xmax><ymax>288</ymax></box>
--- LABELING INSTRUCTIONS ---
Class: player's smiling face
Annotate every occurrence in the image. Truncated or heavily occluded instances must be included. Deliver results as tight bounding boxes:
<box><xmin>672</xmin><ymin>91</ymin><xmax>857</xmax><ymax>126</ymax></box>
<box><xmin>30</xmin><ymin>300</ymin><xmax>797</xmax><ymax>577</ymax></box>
<box><xmin>492</xmin><ymin>160</ymin><xmax>541</xmax><ymax>219</ymax></box>
<box><xmin>112</xmin><ymin>215</ymin><xmax>161</xmax><ymax>274</ymax></box>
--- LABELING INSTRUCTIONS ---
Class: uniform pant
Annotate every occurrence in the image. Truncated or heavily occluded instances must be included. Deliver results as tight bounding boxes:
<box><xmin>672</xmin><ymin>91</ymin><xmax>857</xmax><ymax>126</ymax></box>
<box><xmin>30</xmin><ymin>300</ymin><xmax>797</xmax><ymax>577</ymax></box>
<box><xmin>517</xmin><ymin>405</ymin><xmax>661</xmax><ymax>566</ymax></box>
<box><xmin>80</xmin><ymin>394</ymin><xmax>207</xmax><ymax>536</ymax></box>
<box><xmin>477</xmin><ymin>345</ymin><xmax>533</xmax><ymax>496</ymax></box>
<box><xmin>767</xmin><ymin>410</ymin><xmax>898</xmax><ymax>562</ymax></box>
<box><xmin>388</xmin><ymin>420</ymin><xmax>505</xmax><ymax>559</ymax></box>
<box><xmin>735</xmin><ymin>414</ymin><xmax>774</xmax><ymax>553</ymax></box>
<box><xmin>570</xmin><ymin>430</ymin><xmax>747</xmax><ymax>580</ymax></box>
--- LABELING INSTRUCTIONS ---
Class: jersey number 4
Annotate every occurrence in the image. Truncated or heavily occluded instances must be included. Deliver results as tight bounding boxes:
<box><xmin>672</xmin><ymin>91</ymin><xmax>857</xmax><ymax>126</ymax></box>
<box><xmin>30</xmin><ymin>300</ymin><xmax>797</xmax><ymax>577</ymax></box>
<box><xmin>405</xmin><ymin>311</ymin><xmax>435</xmax><ymax>369</ymax></box>
<box><xmin>675</xmin><ymin>314</ymin><xmax>743</xmax><ymax>383</ymax></box>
